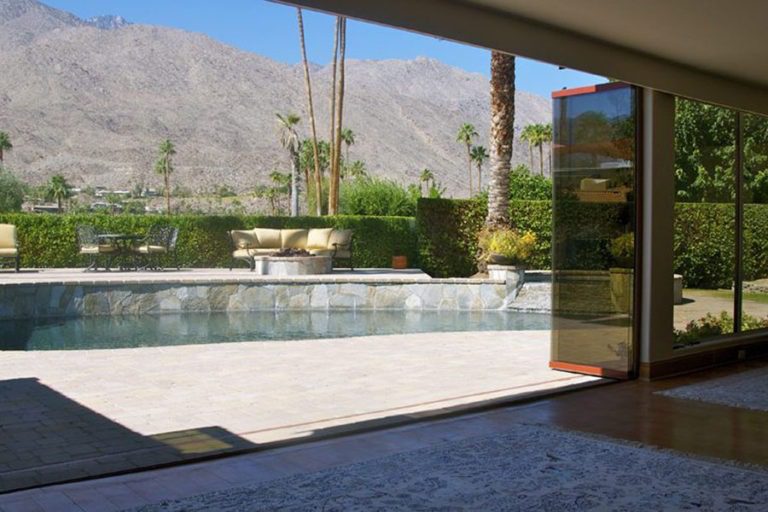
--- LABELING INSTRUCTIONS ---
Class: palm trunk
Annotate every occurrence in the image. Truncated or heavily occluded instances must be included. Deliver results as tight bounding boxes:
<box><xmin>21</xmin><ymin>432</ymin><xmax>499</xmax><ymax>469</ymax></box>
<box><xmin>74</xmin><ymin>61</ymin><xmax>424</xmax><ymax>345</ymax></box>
<box><xmin>486</xmin><ymin>51</ymin><xmax>515</xmax><ymax>227</ymax></box>
<box><xmin>529</xmin><ymin>145</ymin><xmax>533</xmax><ymax>169</ymax></box>
<box><xmin>297</xmin><ymin>8</ymin><xmax>323</xmax><ymax>216</ymax></box>
<box><xmin>290</xmin><ymin>147</ymin><xmax>299</xmax><ymax>216</ymax></box>
<box><xmin>0</xmin><ymin>148</ymin><xmax>3</xmax><ymax>163</ymax></box>
<box><xmin>477</xmin><ymin>163</ymin><xmax>483</xmax><ymax>191</ymax></box>
<box><xmin>329</xmin><ymin>17</ymin><xmax>346</xmax><ymax>215</ymax></box>
<box><xmin>539</xmin><ymin>144</ymin><xmax>544</xmax><ymax>175</ymax></box>
<box><xmin>329</xmin><ymin>18</ymin><xmax>339</xmax><ymax>167</ymax></box>
<box><xmin>164</xmin><ymin>171</ymin><xmax>171</xmax><ymax>215</ymax></box>
<box><xmin>466</xmin><ymin>144</ymin><xmax>473</xmax><ymax>197</ymax></box>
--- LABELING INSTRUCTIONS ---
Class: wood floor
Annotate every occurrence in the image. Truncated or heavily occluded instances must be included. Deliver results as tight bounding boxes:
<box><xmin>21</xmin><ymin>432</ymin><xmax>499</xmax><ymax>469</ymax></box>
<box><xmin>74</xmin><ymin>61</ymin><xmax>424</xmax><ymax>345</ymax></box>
<box><xmin>1</xmin><ymin>358</ymin><xmax>767</xmax><ymax>511</ymax></box>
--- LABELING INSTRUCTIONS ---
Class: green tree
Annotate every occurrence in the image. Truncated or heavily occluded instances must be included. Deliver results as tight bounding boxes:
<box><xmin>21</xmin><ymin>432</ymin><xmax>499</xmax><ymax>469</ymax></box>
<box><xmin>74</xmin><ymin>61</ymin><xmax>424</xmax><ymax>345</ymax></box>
<box><xmin>0</xmin><ymin>132</ymin><xmax>12</xmax><ymax>164</ymax></box>
<box><xmin>470</xmin><ymin>145</ymin><xmax>489</xmax><ymax>191</ymax></box>
<box><xmin>0</xmin><ymin>167</ymin><xmax>25</xmax><ymax>212</ymax></box>
<box><xmin>155</xmin><ymin>139</ymin><xmax>176</xmax><ymax>214</ymax></box>
<box><xmin>534</xmin><ymin>123</ymin><xmax>553</xmax><ymax>175</ymax></box>
<box><xmin>520</xmin><ymin>125</ymin><xmax>536</xmax><ymax>169</ymax></box>
<box><xmin>508</xmin><ymin>165</ymin><xmax>552</xmax><ymax>200</ymax></box>
<box><xmin>456</xmin><ymin>123</ymin><xmax>478</xmax><ymax>196</ymax></box>
<box><xmin>342</xmin><ymin>160</ymin><xmax>367</xmax><ymax>180</ymax></box>
<box><xmin>340</xmin><ymin>127</ymin><xmax>355</xmax><ymax>161</ymax></box>
<box><xmin>45</xmin><ymin>174</ymin><xmax>72</xmax><ymax>211</ymax></box>
<box><xmin>419</xmin><ymin>168</ymin><xmax>435</xmax><ymax>196</ymax></box>
<box><xmin>276</xmin><ymin>113</ymin><xmax>302</xmax><ymax>216</ymax></box>
<box><xmin>254</xmin><ymin>171</ymin><xmax>291</xmax><ymax>214</ymax></box>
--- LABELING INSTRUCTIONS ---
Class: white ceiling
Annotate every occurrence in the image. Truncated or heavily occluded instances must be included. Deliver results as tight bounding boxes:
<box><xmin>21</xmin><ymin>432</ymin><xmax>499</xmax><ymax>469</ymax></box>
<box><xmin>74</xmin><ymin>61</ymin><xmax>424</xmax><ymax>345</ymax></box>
<box><xmin>466</xmin><ymin>0</ymin><xmax>768</xmax><ymax>89</ymax></box>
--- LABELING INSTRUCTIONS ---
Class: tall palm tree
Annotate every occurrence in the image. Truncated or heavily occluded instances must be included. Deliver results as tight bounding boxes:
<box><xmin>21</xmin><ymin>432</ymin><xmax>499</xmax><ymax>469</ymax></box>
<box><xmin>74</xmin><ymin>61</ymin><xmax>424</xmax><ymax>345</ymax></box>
<box><xmin>328</xmin><ymin>17</ymin><xmax>340</xmax><ymax>162</ymax></box>
<box><xmin>486</xmin><ymin>51</ymin><xmax>515</xmax><ymax>227</ymax></box>
<box><xmin>538</xmin><ymin>123</ymin><xmax>553</xmax><ymax>175</ymax></box>
<box><xmin>456</xmin><ymin>123</ymin><xmax>478</xmax><ymax>196</ymax></box>
<box><xmin>340</xmin><ymin>128</ymin><xmax>355</xmax><ymax>162</ymax></box>
<box><xmin>155</xmin><ymin>139</ymin><xmax>176</xmax><ymax>215</ymax></box>
<box><xmin>329</xmin><ymin>16</ymin><xmax>347</xmax><ymax>215</ymax></box>
<box><xmin>297</xmin><ymin>8</ymin><xmax>323</xmax><ymax>216</ymax></box>
<box><xmin>46</xmin><ymin>175</ymin><xmax>71</xmax><ymax>212</ymax></box>
<box><xmin>470</xmin><ymin>145</ymin><xmax>489</xmax><ymax>191</ymax></box>
<box><xmin>0</xmin><ymin>131</ymin><xmax>12</xmax><ymax>164</ymax></box>
<box><xmin>276</xmin><ymin>113</ymin><xmax>301</xmax><ymax>216</ymax></box>
<box><xmin>520</xmin><ymin>125</ymin><xmax>536</xmax><ymax>170</ymax></box>
<box><xmin>419</xmin><ymin>168</ymin><xmax>435</xmax><ymax>196</ymax></box>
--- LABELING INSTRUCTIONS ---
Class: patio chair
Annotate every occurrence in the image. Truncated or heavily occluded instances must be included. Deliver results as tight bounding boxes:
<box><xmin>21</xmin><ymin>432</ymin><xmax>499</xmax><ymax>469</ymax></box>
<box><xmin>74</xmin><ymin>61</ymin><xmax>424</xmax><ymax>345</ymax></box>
<box><xmin>133</xmin><ymin>225</ymin><xmax>179</xmax><ymax>270</ymax></box>
<box><xmin>77</xmin><ymin>224</ymin><xmax>116</xmax><ymax>271</ymax></box>
<box><xmin>0</xmin><ymin>224</ymin><xmax>20</xmax><ymax>272</ymax></box>
<box><xmin>329</xmin><ymin>229</ymin><xmax>355</xmax><ymax>270</ymax></box>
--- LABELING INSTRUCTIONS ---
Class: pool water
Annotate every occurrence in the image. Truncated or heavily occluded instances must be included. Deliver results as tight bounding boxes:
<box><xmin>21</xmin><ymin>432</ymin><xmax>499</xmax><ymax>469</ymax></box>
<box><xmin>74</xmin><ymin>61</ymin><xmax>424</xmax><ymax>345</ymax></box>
<box><xmin>0</xmin><ymin>310</ymin><xmax>551</xmax><ymax>351</ymax></box>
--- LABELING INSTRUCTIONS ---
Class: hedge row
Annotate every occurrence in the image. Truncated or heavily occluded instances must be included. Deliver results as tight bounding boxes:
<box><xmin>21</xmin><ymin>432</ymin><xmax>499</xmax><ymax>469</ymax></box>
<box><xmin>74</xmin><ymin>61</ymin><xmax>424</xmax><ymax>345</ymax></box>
<box><xmin>417</xmin><ymin>198</ymin><xmax>768</xmax><ymax>288</ymax></box>
<box><xmin>0</xmin><ymin>214</ymin><xmax>418</xmax><ymax>269</ymax></box>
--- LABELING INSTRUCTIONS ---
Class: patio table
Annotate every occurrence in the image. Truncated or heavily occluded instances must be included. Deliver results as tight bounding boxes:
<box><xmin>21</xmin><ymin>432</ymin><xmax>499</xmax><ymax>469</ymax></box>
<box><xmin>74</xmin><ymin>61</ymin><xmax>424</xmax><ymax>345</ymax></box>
<box><xmin>97</xmin><ymin>233</ymin><xmax>143</xmax><ymax>271</ymax></box>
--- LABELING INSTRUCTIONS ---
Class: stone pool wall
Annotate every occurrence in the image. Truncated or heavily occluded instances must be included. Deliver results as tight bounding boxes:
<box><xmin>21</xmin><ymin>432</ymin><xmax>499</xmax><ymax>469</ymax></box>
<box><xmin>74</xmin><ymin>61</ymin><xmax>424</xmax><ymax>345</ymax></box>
<box><xmin>0</xmin><ymin>273</ymin><xmax>548</xmax><ymax>320</ymax></box>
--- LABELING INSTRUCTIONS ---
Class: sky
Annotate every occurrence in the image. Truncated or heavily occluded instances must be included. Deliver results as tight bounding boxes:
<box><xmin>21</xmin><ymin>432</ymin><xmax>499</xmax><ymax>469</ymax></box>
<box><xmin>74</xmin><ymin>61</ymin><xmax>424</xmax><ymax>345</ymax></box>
<box><xmin>43</xmin><ymin>0</ymin><xmax>603</xmax><ymax>98</ymax></box>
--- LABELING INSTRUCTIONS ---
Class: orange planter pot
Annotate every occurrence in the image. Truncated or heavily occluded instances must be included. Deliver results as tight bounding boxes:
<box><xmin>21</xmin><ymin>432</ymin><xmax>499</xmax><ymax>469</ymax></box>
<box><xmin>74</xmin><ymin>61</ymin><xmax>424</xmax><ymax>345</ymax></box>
<box><xmin>391</xmin><ymin>255</ymin><xmax>408</xmax><ymax>269</ymax></box>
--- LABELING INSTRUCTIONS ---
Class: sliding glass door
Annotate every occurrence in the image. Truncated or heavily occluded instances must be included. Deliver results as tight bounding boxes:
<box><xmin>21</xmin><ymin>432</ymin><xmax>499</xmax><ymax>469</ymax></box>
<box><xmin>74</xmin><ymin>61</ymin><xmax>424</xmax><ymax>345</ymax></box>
<box><xmin>550</xmin><ymin>83</ymin><xmax>639</xmax><ymax>379</ymax></box>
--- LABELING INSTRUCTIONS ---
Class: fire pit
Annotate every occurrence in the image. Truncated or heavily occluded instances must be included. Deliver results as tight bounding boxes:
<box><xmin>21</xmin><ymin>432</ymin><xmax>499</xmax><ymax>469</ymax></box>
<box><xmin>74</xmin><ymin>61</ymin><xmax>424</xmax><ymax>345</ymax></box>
<box><xmin>252</xmin><ymin>252</ymin><xmax>332</xmax><ymax>276</ymax></box>
<box><xmin>271</xmin><ymin>248</ymin><xmax>314</xmax><ymax>258</ymax></box>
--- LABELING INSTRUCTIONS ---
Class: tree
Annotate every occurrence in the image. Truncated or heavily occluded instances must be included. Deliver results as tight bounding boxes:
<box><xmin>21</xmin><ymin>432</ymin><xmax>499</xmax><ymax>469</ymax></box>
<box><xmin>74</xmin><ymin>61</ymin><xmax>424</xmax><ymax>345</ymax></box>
<box><xmin>254</xmin><ymin>171</ymin><xmax>291</xmax><ymax>214</ymax></box>
<box><xmin>470</xmin><ymin>145</ymin><xmax>489</xmax><ymax>190</ymax></box>
<box><xmin>456</xmin><ymin>123</ymin><xmax>478</xmax><ymax>196</ymax></box>
<box><xmin>328</xmin><ymin>16</ymin><xmax>347</xmax><ymax>215</ymax></box>
<box><xmin>341</xmin><ymin>128</ymin><xmax>355</xmax><ymax>161</ymax></box>
<box><xmin>276</xmin><ymin>113</ymin><xmax>302</xmax><ymax>216</ymax></box>
<box><xmin>342</xmin><ymin>160</ymin><xmax>367</xmax><ymax>180</ymax></box>
<box><xmin>45</xmin><ymin>174</ymin><xmax>72</xmax><ymax>211</ymax></box>
<box><xmin>0</xmin><ymin>132</ymin><xmax>12</xmax><ymax>164</ymax></box>
<box><xmin>533</xmin><ymin>123</ymin><xmax>553</xmax><ymax>175</ymax></box>
<box><xmin>419</xmin><ymin>168</ymin><xmax>435</xmax><ymax>197</ymax></box>
<box><xmin>297</xmin><ymin>8</ymin><xmax>323</xmax><ymax>215</ymax></box>
<box><xmin>155</xmin><ymin>139</ymin><xmax>176</xmax><ymax>214</ymax></box>
<box><xmin>486</xmin><ymin>51</ymin><xmax>515</xmax><ymax>227</ymax></box>
<box><xmin>0</xmin><ymin>167</ymin><xmax>25</xmax><ymax>212</ymax></box>
<box><xmin>520</xmin><ymin>125</ymin><xmax>536</xmax><ymax>169</ymax></box>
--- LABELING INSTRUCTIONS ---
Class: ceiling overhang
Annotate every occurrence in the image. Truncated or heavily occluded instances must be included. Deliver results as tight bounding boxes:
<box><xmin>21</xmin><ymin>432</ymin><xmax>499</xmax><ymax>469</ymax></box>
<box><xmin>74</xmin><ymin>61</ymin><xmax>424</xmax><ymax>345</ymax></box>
<box><xmin>280</xmin><ymin>0</ymin><xmax>768</xmax><ymax>116</ymax></box>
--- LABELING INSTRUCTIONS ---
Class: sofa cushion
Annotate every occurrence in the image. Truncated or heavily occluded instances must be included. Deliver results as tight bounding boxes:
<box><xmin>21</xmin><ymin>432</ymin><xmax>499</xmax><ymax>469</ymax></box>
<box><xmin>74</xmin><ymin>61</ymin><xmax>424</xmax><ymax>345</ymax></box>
<box><xmin>307</xmin><ymin>228</ymin><xmax>334</xmax><ymax>249</ymax></box>
<box><xmin>254</xmin><ymin>228</ymin><xmax>282</xmax><ymax>248</ymax></box>
<box><xmin>281</xmin><ymin>229</ymin><xmax>308</xmax><ymax>249</ymax></box>
<box><xmin>135</xmin><ymin>245</ymin><xmax>167</xmax><ymax>254</ymax></box>
<box><xmin>250</xmin><ymin>248</ymin><xmax>278</xmax><ymax>255</ymax></box>
<box><xmin>0</xmin><ymin>224</ymin><xmax>17</xmax><ymax>250</ymax></box>
<box><xmin>232</xmin><ymin>249</ymin><xmax>253</xmax><ymax>259</ymax></box>
<box><xmin>328</xmin><ymin>229</ymin><xmax>353</xmax><ymax>248</ymax></box>
<box><xmin>308</xmin><ymin>248</ymin><xmax>334</xmax><ymax>257</ymax></box>
<box><xmin>0</xmin><ymin>248</ymin><xmax>18</xmax><ymax>257</ymax></box>
<box><xmin>230</xmin><ymin>230</ymin><xmax>258</xmax><ymax>249</ymax></box>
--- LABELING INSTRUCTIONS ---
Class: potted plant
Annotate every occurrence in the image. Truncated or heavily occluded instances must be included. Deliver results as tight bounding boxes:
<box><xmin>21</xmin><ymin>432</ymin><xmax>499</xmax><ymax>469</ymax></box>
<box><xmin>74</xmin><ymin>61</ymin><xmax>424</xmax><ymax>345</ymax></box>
<box><xmin>609</xmin><ymin>232</ymin><xmax>634</xmax><ymax>313</ymax></box>
<box><xmin>391</xmin><ymin>241</ymin><xmax>409</xmax><ymax>269</ymax></box>
<box><xmin>477</xmin><ymin>227</ymin><xmax>537</xmax><ymax>268</ymax></box>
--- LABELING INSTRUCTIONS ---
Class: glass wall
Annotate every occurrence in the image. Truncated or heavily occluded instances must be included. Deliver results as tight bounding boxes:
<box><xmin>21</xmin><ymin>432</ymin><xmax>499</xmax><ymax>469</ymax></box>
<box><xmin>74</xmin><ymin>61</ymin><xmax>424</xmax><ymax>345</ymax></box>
<box><xmin>550</xmin><ymin>83</ymin><xmax>638</xmax><ymax>378</ymax></box>
<box><xmin>672</xmin><ymin>99</ymin><xmax>737</xmax><ymax>347</ymax></box>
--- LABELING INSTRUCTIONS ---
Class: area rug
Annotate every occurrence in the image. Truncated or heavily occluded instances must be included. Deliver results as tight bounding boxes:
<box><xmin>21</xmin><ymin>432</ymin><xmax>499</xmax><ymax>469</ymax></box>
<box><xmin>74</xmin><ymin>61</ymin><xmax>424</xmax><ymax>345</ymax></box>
<box><xmin>658</xmin><ymin>366</ymin><xmax>768</xmax><ymax>412</ymax></box>
<box><xmin>128</xmin><ymin>423</ymin><xmax>768</xmax><ymax>512</ymax></box>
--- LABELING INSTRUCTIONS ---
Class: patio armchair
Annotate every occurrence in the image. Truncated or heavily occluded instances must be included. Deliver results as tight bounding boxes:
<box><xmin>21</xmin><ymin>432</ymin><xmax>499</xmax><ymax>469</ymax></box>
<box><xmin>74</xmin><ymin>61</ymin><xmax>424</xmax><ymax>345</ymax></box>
<box><xmin>133</xmin><ymin>225</ymin><xmax>179</xmax><ymax>270</ymax></box>
<box><xmin>0</xmin><ymin>224</ymin><xmax>20</xmax><ymax>272</ymax></box>
<box><xmin>77</xmin><ymin>224</ymin><xmax>117</xmax><ymax>271</ymax></box>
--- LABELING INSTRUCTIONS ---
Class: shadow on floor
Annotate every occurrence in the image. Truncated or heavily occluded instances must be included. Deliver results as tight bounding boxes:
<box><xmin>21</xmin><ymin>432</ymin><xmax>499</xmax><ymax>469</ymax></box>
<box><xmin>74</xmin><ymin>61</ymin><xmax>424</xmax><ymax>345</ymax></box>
<box><xmin>0</xmin><ymin>378</ymin><xmax>256</xmax><ymax>493</ymax></box>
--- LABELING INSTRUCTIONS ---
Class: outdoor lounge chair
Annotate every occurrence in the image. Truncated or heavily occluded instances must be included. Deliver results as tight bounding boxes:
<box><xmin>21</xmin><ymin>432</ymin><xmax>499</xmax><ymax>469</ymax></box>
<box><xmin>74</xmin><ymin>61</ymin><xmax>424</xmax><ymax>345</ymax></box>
<box><xmin>76</xmin><ymin>224</ymin><xmax>117</xmax><ymax>271</ymax></box>
<box><xmin>133</xmin><ymin>225</ymin><xmax>179</xmax><ymax>270</ymax></box>
<box><xmin>0</xmin><ymin>224</ymin><xmax>20</xmax><ymax>272</ymax></box>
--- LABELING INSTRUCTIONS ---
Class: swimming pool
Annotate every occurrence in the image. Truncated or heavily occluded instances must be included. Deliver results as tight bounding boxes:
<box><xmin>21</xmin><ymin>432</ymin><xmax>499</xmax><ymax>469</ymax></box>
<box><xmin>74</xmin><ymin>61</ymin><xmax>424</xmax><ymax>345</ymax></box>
<box><xmin>0</xmin><ymin>310</ymin><xmax>551</xmax><ymax>351</ymax></box>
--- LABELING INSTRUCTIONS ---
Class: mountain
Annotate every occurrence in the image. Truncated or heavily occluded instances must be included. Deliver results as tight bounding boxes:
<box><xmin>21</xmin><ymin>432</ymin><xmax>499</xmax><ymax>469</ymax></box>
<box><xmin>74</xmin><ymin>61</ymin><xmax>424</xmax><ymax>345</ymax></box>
<box><xmin>0</xmin><ymin>0</ymin><xmax>552</xmax><ymax>196</ymax></box>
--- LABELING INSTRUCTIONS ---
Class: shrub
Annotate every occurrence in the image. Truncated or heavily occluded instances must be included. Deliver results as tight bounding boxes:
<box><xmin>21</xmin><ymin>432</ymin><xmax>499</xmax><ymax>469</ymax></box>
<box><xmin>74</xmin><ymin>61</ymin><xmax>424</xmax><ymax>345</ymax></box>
<box><xmin>477</xmin><ymin>227</ymin><xmax>537</xmax><ymax>265</ymax></box>
<box><xmin>0</xmin><ymin>213</ymin><xmax>417</xmax><ymax>269</ymax></box>
<box><xmin>508</xmin><ymin>165</ymin><xmax>552</xmax><ymax>200</ymax></box>
<box><xmin>339</xmin><ymin>177</ymin><xmax>418</xmax><ymax>217</ymax></box>
<box><xmin>0</xmin><ymin>167</ymin><xmax>25</xmax><ymax>212</ymax></box>
<box><xmin>673</xmin><ymin>312</ymin><xmax>768</xmax><ymax>346</ymax></box>
<box><xmin>673</xmin><ymin>203</ymin><xmax>735</xmax><ymax>288</ymax></box>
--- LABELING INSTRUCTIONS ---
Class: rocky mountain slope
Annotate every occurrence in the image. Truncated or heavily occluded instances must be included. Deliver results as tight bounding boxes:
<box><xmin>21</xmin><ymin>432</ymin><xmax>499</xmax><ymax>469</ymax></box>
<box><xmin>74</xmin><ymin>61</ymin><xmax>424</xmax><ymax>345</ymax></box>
<box><xmin>0</xmin><ymin>0</ymin><xmax>552</xmax><ymax>196</ymax></box>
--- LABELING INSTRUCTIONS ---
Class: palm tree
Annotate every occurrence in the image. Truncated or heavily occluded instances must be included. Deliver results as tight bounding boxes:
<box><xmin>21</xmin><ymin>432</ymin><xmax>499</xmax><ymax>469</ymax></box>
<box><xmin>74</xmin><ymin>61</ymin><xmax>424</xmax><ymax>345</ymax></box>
<box><xmin>276</xmin><ymin>113</ymin><xmax>302</xmax><ymax>216</ymax></box>
<box><xmin>470</xmin><ymin>145</ymin><xmax>489</xmax><ymax>191</ymax></box>
<box><xmin>343</xmin><ymin>160</ymin><xmax>367</xmax><ymax>180</ymax></box>
<box><xmin>520</xmin><ymin>125</ymin><xmax>536</xmax><ymax>170</ymax></box>
<box><xmin>419</xmin><ymin>168</ymin><xmax>435</xmax><ymax>196</ymax></box>
<box><xmin>538</xmin><ymin>123</ymin><xmax>553</xmax><ymax>175</ymax></box>
<box><xmin>46</xmin><ymin>175</ymin><xmax>71</xmax><ymax>212</ymax></box>
<box><xmin>155</xmin><ymin>139</ymin><xmax>176</xmax><ymax>215</ymax></box>
<box><xmin>328</xmin><ymin>16</ymin><xmax>347</xmax><ymax>215</ymax></box>
<box><xmin>456</xmin><ymin>123</ymin><xmax>478</xmax><ymax>196</ymax></box>
<box><xmin>486</xmin><ymin>51</ymin><xmax>515</xmax><ymax>227</ymax></box>
<box><xmin>297</xmin><ymin>8</ymin><xmax>323</xmax><ymax>215</ymax></box>
<box><xmin>340</xmin><ymin>128</ymin><xmax>355</xmax><ymax>162</ymax></box>
<box><xmin>0</xmin><ymin>132</ymin><xmax>12</xmax><ymax>164</ymax></box>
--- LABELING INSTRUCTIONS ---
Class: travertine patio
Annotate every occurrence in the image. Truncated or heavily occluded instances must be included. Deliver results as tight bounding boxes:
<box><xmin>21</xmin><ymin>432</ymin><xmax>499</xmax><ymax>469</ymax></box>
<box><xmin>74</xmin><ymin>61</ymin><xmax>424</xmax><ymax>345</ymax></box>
<box><xmin>0</xmin><ymin>330</ymin><xmax>599</xmax><ymax>492</ymax></box>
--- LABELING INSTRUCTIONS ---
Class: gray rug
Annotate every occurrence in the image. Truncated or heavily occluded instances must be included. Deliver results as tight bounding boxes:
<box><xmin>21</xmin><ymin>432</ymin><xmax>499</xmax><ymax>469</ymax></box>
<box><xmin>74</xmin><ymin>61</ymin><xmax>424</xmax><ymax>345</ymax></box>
<box><xmin>658</xmin><ymin>366</ymin><xmax>768</xmax><ymax>411</ymax></box>
<box><xmin>128</xmin><ymin>424</ymin><xmax>768</xmax><ymax>512</ymax></box>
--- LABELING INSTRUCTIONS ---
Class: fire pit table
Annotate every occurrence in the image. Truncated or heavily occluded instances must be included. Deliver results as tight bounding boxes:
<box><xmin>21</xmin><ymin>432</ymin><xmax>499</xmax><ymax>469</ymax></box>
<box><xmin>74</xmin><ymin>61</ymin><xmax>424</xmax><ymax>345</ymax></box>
<box><xmin>252</xmin><ymin>250</ymin><xmax>332</xmax><ymax>276</ymax></box>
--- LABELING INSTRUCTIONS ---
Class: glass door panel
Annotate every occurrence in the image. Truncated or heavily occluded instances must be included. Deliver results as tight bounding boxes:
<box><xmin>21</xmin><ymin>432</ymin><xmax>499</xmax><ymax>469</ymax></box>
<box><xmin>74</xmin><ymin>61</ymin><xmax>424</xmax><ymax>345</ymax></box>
<box><xmin>550</xmin><ymin>83</ymin><xmax>638</xmax><ymax>379</ymax></box>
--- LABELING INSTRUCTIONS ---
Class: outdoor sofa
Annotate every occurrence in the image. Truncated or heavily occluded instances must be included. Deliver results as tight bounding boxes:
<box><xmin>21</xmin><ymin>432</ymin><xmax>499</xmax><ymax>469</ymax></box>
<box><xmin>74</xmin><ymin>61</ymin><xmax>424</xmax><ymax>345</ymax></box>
<box><xmin>228</xmin><ymin>227</ymin><xmax>353</xmax><ymax>271</ymax></box>
<box><xmin>0</xmin><ymin>224</ymin><xmax>20</xmax><ymax>272</ymax></box>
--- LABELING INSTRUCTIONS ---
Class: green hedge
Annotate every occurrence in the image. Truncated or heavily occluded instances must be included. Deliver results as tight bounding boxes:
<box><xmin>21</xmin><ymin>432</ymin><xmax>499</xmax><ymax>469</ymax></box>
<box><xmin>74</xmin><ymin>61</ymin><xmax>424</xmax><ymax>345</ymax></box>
<box><xmin>0</xmin><ymin>214</ymin><xmax>417</xmax><ymax>269</ymax></box>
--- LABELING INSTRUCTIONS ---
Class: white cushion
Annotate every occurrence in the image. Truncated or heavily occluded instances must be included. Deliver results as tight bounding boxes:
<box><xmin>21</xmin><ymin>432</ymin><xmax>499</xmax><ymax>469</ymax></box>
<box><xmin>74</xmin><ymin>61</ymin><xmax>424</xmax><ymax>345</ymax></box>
<box><xmin>253</xmin><ymin>228</ymin><xmax>282</xmax><ymax>249</ymax></box>
<box><xmin>307</xmin><ymin>228</ymin><xmax>334</xmax><ymax>249</ymax></box>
